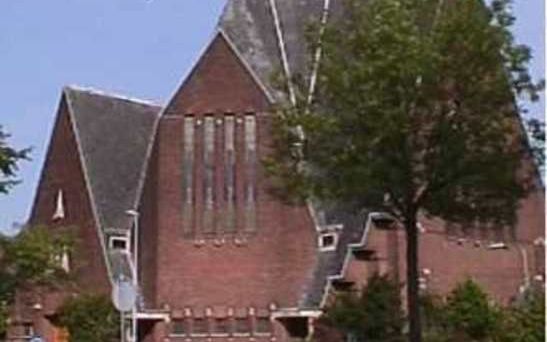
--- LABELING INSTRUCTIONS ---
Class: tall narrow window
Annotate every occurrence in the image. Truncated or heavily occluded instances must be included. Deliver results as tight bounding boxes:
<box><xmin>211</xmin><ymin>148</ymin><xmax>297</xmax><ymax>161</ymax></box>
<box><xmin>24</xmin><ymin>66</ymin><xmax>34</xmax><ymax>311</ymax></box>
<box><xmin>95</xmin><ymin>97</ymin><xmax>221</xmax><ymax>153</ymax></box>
<box><xmin>183</xmin><ymin>117</ymin><xmax>194</xmax><ymax>236</ymax></box>
<box><xmin>244</xmin><ymin>115</ymin><xmax>257</xmax><ymax>232</ymax></box>
<box><xmin>255</xmin><ymin>317</ymin><xmax>272</xmax><ymax>334</ymax></box>
<box><xmin>203</xmin><ymin>116</ymin><xmax>215</xmax><ymax>235</ymax></box>
<box><xmin>192</xmin><ymin>318</ymin><xmax>208</xmax><ymax>336</ymax></box>
<box><xmin>52</xmin><ymin>189</ymin><xmax>65</xmax><ymax>220</ymax></box>
<box><xmin>224</xmin><ymin>116</ymin><xmax>236</xmax><ymax>233</ymax></box>
<box><xmin>171</xmin><ymin>319</ymin><xmax>187</xmax><ymax>336</ymax></box>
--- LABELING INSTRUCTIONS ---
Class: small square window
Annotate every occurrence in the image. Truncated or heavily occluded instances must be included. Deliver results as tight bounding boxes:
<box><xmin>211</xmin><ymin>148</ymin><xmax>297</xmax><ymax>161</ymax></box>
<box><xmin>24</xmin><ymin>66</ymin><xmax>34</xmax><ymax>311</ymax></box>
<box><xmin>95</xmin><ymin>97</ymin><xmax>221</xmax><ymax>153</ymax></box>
<box><xmin>319</xmin><ymin>233</ymin><xmax>338</xmax><ymax>251</ymax></box>
<box><xmin>192</xmin><ymin>318</ymin><xmax>208</xmax><ymax>335</ymax></box>
<box><xmin>171</xmin><ymin>319</ymin><xmax>187</xmax><ymax>336</ymax></box>
<box><xmin>322</xmin><ymin>235</ymin><xmax>335</xmax><ymax>246</ymax></box>
<box><xmin>109</xmin><ymin>236</ymin><xmax>128</xmax><ymax>251</ymax></box>
<box><xmin>255</xmin><ymin>317</ymin><xmax>272</xmax><ymax>334</ymax></box>
<box><xmin>234</xmin><ymin>317</ymin><xmax>251</xmax><ymax>334</ymax></box>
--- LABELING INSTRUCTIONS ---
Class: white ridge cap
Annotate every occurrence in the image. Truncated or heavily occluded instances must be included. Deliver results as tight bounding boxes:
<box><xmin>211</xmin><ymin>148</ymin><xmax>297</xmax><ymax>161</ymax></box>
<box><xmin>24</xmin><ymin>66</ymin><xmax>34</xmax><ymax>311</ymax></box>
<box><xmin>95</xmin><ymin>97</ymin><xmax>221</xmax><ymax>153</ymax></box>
<box><xmin>64</xmin><ymin>84</ymin><xmax>163</xmax><ymax>107</ymax></box>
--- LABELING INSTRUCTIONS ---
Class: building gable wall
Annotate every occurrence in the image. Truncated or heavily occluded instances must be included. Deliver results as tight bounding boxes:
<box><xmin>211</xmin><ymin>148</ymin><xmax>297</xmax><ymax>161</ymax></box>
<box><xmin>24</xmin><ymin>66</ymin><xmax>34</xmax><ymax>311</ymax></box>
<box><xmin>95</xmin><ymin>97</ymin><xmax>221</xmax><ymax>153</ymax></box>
<box><xmin>29</xmin><ymin>96</ymin><xmax>110</xmax><ymax>294</ymax></box>
<box><xmin>140</xmin><ymin>31</ymin><xmax>318</xmax><ymax>321</ymax></box>
<box><xmin>164</xmin><ymin>33</ymin><xmax>271</xmax><ymax>115</ymax></box>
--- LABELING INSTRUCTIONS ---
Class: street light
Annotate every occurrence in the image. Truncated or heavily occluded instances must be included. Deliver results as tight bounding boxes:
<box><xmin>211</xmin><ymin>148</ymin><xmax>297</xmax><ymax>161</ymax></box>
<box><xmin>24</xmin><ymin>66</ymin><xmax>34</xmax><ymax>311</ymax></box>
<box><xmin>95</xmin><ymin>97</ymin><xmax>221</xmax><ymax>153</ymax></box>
<box><xmin>125</xmin><ymin>209</ymin><xmax>140</xmax><ymax>342</ymax></box>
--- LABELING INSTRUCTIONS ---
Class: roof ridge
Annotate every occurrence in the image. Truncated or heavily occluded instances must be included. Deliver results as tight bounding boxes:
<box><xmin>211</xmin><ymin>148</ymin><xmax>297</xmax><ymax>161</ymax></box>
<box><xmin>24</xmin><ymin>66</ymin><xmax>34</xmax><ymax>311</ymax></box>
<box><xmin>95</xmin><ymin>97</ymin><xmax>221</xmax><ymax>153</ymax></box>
<box><xmin>64</xmin><ymin>85</ymin><xmax>163</xmax><ymax>108</ymax></box>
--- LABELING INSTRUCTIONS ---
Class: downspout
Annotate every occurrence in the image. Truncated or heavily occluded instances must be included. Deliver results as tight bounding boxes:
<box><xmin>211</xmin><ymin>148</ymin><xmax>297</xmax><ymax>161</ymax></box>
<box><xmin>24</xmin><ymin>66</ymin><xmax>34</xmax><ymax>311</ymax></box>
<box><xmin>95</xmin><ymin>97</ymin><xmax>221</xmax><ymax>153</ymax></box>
<box><xmin>518</xmin><ymin>245</ymin><xmax>531</xmax><ymax>291</ymax></box>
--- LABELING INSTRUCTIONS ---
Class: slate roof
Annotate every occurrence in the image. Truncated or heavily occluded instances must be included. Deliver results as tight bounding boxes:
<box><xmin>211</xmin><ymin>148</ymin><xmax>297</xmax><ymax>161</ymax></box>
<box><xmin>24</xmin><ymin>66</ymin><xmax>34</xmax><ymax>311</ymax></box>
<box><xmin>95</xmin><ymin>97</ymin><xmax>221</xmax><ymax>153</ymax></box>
<box><xmin>64</xmin><ymin>87</ymin><xmax>161</xmax><ymax>280</ymax></box>
<box><xmin>64</xmin><ymin>86</ymin><xmax>162</xmax><ymax>232</ymax></box>
<box><xmin>299</xmin><ymin>205</ymin><xmax>371</xmax><ymax>309</ymax></box>
<box><xmin>218</xmin><ymin>0</ymin><xmax>343</xmax><ymax>102</ymax></box>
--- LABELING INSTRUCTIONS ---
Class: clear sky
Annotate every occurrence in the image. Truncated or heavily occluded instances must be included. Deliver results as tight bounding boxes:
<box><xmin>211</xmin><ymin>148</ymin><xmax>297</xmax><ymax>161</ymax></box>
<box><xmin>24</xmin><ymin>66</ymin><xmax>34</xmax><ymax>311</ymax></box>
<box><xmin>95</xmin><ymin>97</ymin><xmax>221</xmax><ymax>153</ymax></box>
<box><xmin>0</xmin><ymin>0</ymin><xmax>544</xmax><ymax>234</ymax></box>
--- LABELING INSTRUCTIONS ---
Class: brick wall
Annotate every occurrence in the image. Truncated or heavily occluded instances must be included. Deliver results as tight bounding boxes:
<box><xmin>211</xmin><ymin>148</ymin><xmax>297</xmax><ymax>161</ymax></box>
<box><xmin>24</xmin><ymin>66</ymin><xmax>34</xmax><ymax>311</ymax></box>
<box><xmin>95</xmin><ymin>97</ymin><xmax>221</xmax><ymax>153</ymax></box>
<box><xmin>137</xmin><ymin>33</ymin><xmax>319</xmax><ymax>341</ymax></box>
<box><xmin>8</xmin><ymin>95</ymin><xmax>111</xmax><ymax>340</ymax></box>
<box><xmin>29</xmin><ymin>95</ymin><xmax>110</xmax><ymax>293</ymax></box>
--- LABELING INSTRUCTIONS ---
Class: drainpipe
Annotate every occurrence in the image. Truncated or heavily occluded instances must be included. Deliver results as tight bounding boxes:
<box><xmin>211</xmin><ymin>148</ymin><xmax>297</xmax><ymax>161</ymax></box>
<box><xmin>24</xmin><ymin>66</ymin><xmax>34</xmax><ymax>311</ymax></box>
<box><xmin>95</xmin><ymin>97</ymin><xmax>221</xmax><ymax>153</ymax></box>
<box><xmin>518</xmin><ymin>245</ymin><xmax>530</xmax><ymax>291</ymax></box>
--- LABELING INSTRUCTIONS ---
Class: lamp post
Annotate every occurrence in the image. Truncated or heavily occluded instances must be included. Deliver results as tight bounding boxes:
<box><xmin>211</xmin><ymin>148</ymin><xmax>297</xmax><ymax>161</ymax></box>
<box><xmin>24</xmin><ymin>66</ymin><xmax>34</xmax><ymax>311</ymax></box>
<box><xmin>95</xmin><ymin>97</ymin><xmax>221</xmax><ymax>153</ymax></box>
<box><xmin>126</xmin><ymin>209</ymin><xmax>140</xmax><ymax>342</ymax></box>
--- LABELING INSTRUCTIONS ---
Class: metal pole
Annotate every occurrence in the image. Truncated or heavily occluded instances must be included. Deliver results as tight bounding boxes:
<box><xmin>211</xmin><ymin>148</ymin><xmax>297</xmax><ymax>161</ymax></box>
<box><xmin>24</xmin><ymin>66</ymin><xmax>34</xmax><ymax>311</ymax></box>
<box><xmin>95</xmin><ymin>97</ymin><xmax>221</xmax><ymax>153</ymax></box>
<box><xmin>125</xmin><ymin>209</ymin><xmax>140</xmax><ymax>342</ymax></box>
<box><xmin>121</xmin><ymin>311</ymin><xmax>125</xmax><ymax>342</ymax></box>
<box><xmin>132</xmin><ymin>212</ymin><xmax>139</xmax><ymax>342</ymax></box>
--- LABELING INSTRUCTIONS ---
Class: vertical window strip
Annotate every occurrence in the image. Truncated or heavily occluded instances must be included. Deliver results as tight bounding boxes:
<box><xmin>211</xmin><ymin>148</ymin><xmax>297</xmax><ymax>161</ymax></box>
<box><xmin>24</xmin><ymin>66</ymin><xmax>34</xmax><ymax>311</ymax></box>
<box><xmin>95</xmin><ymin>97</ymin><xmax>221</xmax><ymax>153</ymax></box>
<box><xmin>244</xmin><ymin>115</ymin><xmax>257</xmax><ymax>232</ymax></box>
<box><xmin>224</xmin><ymin>116</ymin><xmax>236</xmax><ymax>233</ymax></box>
<box><xmin>203</xmin><ymin>116</ymin><xmax>215</xmax><ymax>235</ymax></box>
<box><xmin>183</xmin><ymin>117</ymin><xmax>194</xmax><ymax>236</ymax></box>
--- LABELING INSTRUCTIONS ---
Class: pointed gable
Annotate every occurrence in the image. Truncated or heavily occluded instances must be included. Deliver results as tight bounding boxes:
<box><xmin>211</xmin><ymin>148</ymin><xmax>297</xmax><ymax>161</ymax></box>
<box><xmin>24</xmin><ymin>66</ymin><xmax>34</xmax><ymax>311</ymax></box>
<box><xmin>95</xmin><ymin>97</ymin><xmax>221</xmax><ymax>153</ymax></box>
<box><xmin>29</xmin><ymin>93</ymin><xmax>112</xmax><ymax>291</ymax></box>
<box><xmin>165</xmin><ymin>32</ymin><xmax>271</xmax><ymax>115</ymax></box>
<box><xmin>64</xmin><ymin>87</ymin><xmax>161</xmax><ymax>231</ymax></box>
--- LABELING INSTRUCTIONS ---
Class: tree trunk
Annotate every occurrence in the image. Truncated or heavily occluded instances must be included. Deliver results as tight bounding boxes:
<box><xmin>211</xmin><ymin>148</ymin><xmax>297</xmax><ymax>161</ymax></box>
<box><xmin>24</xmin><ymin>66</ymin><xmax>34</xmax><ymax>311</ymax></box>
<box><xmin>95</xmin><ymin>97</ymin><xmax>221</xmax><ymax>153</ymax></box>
<box><xmin>405</xmin><ymin>215</ymin><xmax>422</xmax><ymax>342</ymax></box>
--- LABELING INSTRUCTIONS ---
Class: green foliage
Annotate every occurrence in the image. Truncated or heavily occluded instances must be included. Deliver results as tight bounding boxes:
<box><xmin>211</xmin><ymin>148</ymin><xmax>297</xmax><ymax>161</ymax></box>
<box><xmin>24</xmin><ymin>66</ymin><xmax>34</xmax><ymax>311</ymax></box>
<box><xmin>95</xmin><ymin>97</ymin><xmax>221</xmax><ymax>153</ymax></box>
<box><xmin>0</xmin><ymin>299</ymin><xmax>8</xmax><ymax>340</ymax></box>
<box><xmin>420</xmin><ymin>293</ymin><xmax>450</xmax><ymax>342</ymax></box>
<box><xmin>0</xmin><ymin>126</ymin><xmax>30</xmax><ymax>194</ymax></box>
<box><xmin>322</xmin><ymin>274</ymin><xmax>405</xmax><ymax>342</ymax></box>
<box><xmin>444</xmin><ymin>280</ymin><xmax>501</xmax><ymax>341</ymax></box>
<box><xmin>271</xmin><ymin>0</ymin><xmax>541</xmax><ymax>225</ymax></box>
<box><xmin>0</xmin><ymin>226</ymin><xmax>74</xmax><ymax>288</ymax></box>
<box><xmin>420</xmin><ymin>281</ymin><xmax>545</xmax><ymax>342</ymax></box>
<box><xmin>496</xmin><ymin>290</ymin><xmax>545</xmax><ymax>342</ymax></box>
<box><xmin>57</xmin><ymin>294</ymin><xmax>119</xmax><ymax>342</ymax></box>
<box><xmin>0</xmin><ymin>226</ymin><xmax>73</xmax><ymax>337</ymax></box>
<box><xmin>269</xmin><ymin>1</ymin><xmax>541</xmax><ymax>340</ymax></box>
<box><xmin>524</xmin><ymin>118</ymin><xmax>545</xmax><ymax>171</ymax></box>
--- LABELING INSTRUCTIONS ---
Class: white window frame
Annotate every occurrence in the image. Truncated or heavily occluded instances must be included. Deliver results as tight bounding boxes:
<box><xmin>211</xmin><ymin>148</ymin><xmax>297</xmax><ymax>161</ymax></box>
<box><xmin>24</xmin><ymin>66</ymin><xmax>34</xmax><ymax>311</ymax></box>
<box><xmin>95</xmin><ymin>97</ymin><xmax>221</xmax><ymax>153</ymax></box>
<box><xmin>318</xmin><ymin>232</ymin><xmax>338</xmax><ymax>252</ymax></box>
<box><xmin>109</xmin><ymin>235</ymin><xmax>129</xmax><ymax>253</ymax></box>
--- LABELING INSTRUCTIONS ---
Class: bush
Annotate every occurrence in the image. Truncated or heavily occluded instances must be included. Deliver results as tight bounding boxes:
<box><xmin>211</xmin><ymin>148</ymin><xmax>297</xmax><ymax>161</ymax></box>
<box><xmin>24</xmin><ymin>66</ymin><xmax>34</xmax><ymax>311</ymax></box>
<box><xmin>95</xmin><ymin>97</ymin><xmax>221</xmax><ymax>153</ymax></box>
<box><xmin>57</xmin><ymin>294</ymin><xmax>119</xmax><ymax>342</ymax></box>
<box><xmin>322</xmin><ymin>274</ymin><xmax>405</xmax><ymax>342</ymax></box>
<box><xmin>496</xmin><ymin>290</ymin><xmax>545</xmax><ymax>342</ymax></box>
<box><xmin>444</xmin><ymin>280</ymin><xmax>501</xmax><ymax>341</ymax></box>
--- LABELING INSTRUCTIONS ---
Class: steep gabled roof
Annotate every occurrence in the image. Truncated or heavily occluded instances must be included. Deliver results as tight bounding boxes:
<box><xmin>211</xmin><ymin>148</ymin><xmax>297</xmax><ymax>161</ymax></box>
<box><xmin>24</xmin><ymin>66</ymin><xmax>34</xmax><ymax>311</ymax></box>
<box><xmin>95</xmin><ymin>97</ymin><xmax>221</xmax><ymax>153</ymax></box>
<box><xmin>220</xmin><ymin>1</ymin><xmax>363</xmax><ymax>310</ymax></box>
<box><xmin>218</xmin><ymin>0</ymin><xmax>341</xmax><ymax>103</ymax></box>
<box><xmin>63</xmin><ymin>86</ymin><xmax>162</xmax><ymax>232</ymax></box>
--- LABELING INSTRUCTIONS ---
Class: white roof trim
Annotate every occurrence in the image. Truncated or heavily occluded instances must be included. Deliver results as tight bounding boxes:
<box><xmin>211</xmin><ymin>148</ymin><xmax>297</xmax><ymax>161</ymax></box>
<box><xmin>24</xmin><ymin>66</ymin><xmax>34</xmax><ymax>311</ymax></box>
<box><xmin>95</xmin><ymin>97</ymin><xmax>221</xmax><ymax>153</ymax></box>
<box><xmin>269</xmin><ymin>0</ymin><xmax>296</xmax><ymax>105</ymax></box>
<box><xmin>63</xmin><ymin>88</ymin><xmax>115</xmax><ymax>285</ymax></box>
<box><xmin>307</xmin><ymin>0</ymin><xmax>331</xmax><ymax>104</ymax></box>
<box><xmin>65</xmin><ymin>85</ymin><xmax>162</xmax><ymax>107</ymax></box>
<box><xmin>318</xmin><ymin>212</ymin><xmax>383</xmax><ymax>308</ymax></box>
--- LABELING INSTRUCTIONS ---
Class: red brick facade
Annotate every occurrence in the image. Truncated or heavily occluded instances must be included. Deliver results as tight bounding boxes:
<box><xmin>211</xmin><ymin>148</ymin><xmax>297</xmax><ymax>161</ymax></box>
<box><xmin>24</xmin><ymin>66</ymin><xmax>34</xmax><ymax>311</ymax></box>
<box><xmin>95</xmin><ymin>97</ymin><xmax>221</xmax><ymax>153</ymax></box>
<box><xmin>138</xmin><ymin>33</ymin><xmax>318</xmax><ymax>341</ymax></box>
<box><xmin>28</xmin><ymin>95</ymin><xmax>110</xmax><ymax>293</ymax></box>
<box><xmin>9</xmin><ymin>5</ymin><xmax>545</xmax><ymax>342</ymax></box>
<box><xmin>8</xmin><ymin>96</ymin><xmax>111</xmax><ymax>341</ymax></box>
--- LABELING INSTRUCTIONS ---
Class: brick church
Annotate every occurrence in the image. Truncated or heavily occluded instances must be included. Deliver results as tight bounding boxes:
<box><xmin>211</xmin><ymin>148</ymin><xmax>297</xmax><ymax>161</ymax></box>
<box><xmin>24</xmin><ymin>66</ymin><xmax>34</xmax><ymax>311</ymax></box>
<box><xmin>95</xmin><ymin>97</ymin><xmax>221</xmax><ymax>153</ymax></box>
<box><xmin>8</xmin><ymin>0</ymin><xmax>545</xmax><ymax>341</ymax></box>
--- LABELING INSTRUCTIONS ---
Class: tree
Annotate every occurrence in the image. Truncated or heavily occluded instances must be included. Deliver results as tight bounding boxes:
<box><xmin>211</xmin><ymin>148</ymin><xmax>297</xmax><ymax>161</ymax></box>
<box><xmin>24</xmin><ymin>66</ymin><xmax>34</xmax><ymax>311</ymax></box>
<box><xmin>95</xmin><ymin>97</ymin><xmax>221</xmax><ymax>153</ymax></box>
<box><xmin>496</xmin><ymin>290</ymin><xmax>545</xmax><ymax>342</ymax></box>
<box><xmin>0</xmin><ymin>226</ymin><xmax>73</xmax><ymax>338</ymax></box>
<box><xmin>321</xmin><ymin>274</ymin><xmax>405</xmax><ymax>342</ymax></box>
<box><xmin>268</xmin><ymin>0</ymin><xmax>542</xmax><ymax>341</ymax></box>
<box><xmin>57</xmin><ymin>293</ymin><xmax>119</xmax><ymax>342</ymax></box>
<box><xmin>444</xmin><ymin>280</ymin><xmax>501</xmax><ymax>341</ymax></box>
<box><xmin>523</xmin><ymin>118</ymin><xmax>545</xmax><ymax>172</ymax></box>
<box><xmin>0</xmin><ymin>125</ymin><xmax>30</xmax><ymax>337</ymax></box>
<box><xmin>0</xmin><ymin>126</ymin><xmax>30</xmax><ymax>194</ymax></box>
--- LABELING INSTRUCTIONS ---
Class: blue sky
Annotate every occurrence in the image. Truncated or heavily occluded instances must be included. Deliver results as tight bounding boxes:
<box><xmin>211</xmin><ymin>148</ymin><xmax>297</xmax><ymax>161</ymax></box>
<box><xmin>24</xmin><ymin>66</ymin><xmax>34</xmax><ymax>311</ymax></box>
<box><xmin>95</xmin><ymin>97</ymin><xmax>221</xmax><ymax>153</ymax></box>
<box><xmin>0</xmin><ymin>0</ymin><xmax>544</xmax><ymax>234</ymax></box>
